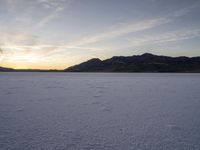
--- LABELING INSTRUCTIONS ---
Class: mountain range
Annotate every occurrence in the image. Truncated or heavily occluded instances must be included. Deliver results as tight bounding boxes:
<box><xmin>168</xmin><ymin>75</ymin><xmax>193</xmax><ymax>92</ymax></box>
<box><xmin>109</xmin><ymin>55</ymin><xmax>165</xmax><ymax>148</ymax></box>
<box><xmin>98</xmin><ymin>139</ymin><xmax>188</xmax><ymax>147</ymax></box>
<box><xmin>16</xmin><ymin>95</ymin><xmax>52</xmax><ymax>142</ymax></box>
<box><xmin>1</xmin><ymin>53</ymin><xmax>200</xmax><ymax>72</ymax></box>
<box><xmin>65</xmin><ymin>53</ymin><xmax>200</xmax><ymax>72</ymax></box>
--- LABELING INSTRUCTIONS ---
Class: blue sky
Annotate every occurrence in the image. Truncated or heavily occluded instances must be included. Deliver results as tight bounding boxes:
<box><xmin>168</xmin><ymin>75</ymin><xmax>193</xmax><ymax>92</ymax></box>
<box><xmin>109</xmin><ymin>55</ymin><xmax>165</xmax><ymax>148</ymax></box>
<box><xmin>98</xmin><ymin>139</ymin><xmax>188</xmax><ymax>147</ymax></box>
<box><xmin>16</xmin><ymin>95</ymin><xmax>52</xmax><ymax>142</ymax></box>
<box><xmin>0</xmin><ymin>0</ymin><xmax>200</xmax><ymax>69</ymax></box>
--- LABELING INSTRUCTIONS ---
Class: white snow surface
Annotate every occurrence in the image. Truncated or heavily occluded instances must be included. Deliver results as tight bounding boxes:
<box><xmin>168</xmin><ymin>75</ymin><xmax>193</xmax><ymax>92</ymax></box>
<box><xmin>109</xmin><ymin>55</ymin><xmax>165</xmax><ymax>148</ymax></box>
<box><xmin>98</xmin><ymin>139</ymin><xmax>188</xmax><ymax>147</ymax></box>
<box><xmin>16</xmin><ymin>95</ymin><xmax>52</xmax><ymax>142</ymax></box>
<box><xmin>0</xmin><ymin>72</ymin><xmax>200</xmax><ymax>150</ymax></box>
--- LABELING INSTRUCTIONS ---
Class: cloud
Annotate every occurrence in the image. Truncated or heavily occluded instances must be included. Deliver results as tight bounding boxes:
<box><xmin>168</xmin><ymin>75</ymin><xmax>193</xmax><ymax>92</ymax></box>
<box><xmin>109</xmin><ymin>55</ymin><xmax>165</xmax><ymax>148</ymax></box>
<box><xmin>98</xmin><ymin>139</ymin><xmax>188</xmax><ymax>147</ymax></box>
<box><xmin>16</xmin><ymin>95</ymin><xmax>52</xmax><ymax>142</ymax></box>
<box><xmin>172</xmin><ymin>1</ymin><xmax>200</xmax><ymax>17</ymax></box>
<box><xmin>0</xmin><ymin>31</ymin><xmax>51</xmax><ymax>61</ymax></box>
<box><xmin>5</xmin><ymin>0</ymin><xmax>16</xmax><ymax>12</ymax></box>
<box><xmin>66</xmin><ymin>17</ymin><xmax>170</xmax><ymax>47</ymax></box>
<box><xmin>37</xmin><ymin>0</ymin><xmax>59</xmax><ymax>8</ymax></box>
<box><xmin>126</xmin><ymin>28</ymin><xmax>200</xmax><ymax>47</ymax></box>
<box><xmin>0</xmin><ymin>47</ymin><xmax>4</xmax><ymax>61</ymax></box>
<box><xmin>65</xmin><ymin>3</ymin><xmax>199</xmax><ymax>48</ymax></box>
<box><xmin>37</xmin><ymin>0</ymin><xmax>65</xmax><ymax>9</ymax></box>
<box><xmin>0</xmin><ymin>48</ymin><xmax>3</xmax><ymax>54</ymax></box>
<box><xmin>0</xmin><ymin>28</ymin><xmax>105</xmax><ymax>60</ymax></box>
<box><xmin>30</xmin><ymin>2</ymin><xmax>200</xmax><ymax>57</ymax></box>
<box><xmin>1</xmin><ymin>0</ymin><xmax>199</xmax><ymax>66</ymax></box>
<box><xmin>35</xmin><ymin>7</ymin><xmax>64</xmax><ymax>28</ymax></box>
<box><xmin>36</xmin><ymin>0</ymin><xmax>75</xmax><ymax>29</ymax></box>
<box><xmin>0</xmin><ymin>31</ymin><xmax>40</xmax><ymax>46</ymax></box>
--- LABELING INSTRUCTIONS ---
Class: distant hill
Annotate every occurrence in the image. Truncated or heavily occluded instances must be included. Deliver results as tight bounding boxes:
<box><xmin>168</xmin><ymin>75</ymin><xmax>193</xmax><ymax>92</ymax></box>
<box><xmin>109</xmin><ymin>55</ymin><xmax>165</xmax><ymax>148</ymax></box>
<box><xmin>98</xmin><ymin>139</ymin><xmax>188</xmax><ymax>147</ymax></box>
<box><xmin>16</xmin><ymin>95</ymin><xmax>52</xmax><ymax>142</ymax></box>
<box><xmin>0</xmin><ymin>67</ymin><xmax>61</xmax><ymax>72</ymax></box>
<box><xmin>65</xmin><ymin>53</ymin><xmax>200</xmax><ymax>72</ymax></box>
<box><xmin>0</xmin><ymin>66</ymin><xmax>14</xmax><ymax>71</ymax></box>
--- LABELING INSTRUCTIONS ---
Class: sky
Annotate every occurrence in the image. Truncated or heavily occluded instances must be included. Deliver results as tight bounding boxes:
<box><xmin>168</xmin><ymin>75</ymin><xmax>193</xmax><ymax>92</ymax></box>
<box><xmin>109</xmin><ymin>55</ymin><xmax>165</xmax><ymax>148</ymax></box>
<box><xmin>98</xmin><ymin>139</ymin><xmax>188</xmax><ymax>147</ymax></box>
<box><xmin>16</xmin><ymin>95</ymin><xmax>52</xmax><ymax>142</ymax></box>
<box><xmin>0</xmin><ymin>0</ymin><xmax>200</xmax><ymax>69</ymax></box>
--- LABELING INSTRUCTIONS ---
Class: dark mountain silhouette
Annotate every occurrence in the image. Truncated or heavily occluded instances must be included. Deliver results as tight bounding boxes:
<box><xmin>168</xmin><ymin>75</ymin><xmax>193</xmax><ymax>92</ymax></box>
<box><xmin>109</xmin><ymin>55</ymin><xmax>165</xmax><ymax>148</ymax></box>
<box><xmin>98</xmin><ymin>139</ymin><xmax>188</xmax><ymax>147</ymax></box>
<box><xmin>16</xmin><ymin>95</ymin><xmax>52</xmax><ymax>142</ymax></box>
<box><xmin>0</xmin><ymin>66</ymin><xmax>14</xmax><ymax>71</ymax></box>
<box><xmin>65</xmin><ymin>53</ymin><xmax>200</xmax><ymax>72</ymax></box>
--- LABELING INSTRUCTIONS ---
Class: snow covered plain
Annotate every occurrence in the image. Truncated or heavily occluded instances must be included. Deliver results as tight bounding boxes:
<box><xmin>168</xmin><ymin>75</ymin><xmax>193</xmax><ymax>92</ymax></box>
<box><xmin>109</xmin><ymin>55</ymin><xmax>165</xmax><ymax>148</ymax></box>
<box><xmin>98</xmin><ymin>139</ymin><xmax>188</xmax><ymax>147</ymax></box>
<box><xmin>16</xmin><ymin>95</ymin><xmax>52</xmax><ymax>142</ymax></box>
<box><xmin>0</xmin><ymin>72</ymin><xmax>200</xmax><ymax>150</ymax></box>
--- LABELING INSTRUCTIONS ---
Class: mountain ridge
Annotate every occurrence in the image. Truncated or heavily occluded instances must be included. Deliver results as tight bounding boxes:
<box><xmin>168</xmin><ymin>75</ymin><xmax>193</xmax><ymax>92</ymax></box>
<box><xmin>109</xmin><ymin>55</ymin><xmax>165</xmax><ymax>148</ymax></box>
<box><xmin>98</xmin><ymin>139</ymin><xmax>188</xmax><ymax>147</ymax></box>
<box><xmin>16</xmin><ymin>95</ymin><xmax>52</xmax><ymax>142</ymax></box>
<box><xmin>65</xmin><ymin>53</ymin><xmax>200</xmax><ymax>72</ymax></box>
<box><xmin>0</xmin><ymin>66</ymin><xmax>14</xmax><ymax>71</ymax></box>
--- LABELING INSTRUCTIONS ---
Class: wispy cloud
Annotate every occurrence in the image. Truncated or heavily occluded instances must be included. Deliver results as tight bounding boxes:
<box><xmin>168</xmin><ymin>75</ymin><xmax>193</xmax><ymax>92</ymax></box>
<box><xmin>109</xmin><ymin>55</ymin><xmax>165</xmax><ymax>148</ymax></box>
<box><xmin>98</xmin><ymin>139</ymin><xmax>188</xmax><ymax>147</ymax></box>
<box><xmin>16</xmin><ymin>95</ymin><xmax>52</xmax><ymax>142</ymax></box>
<box><xmin>37</xmin><ymin>0</ymin><xmax>61</xmax><ymax>9</ymax></box>
<box><xmin>37</xmin><ymin>0</ymin><xmax>72</xmax><ymax>9</ymax></box>
<box><xmin>67</xmin><ymin>18</ymin><xmax>170</xmax><ymax>47</ymax></box>
<box><xmin>0</xmin><ymin>48</ymin><xmax>3</xmax><ymax>54</ymax></box>
<box><xmin>0</xmin><ymin>31</ymin><xmax>49</xmax><ymax>61</ymax></box>
<box><xmin>0</xmin><ymin>49</ymin><xmax>3</xmax><ymax>61</ymax></box>
<box><xmin>36</xmin><ymin>0</ymin><xmax>75</xmax><ymax>29</ymax></box>
<box><xmin>126</xmin><ymin>28</ymin><xmax>200</xmax><ymax>48</ymax></box>
<box><xmin>0</xmin><ymin>31</ymin><xmax>40</xmax><ymax>46</ymax></box>
<box><xmin>35</xmin><ymin>7</ymin><xmax>64</xmax><ymax>29</ymax></box>
<box><xmin>172</xmin><ymin>1</ymin><xmax>200</xmax><ymax>17</ymax></box>
<box><xmin>5</xmin><ymin>0</ymin><xmax>16</xmax><ymax>12</ymax></box>
<box><xmin>5</xmin><ymin>2</ymin><xmax>196</xmax><ymax>60</ymax></box>
<box><xmin>65</xmin><ymin>2</ymin><xmax>199</xmax><ymax>48</ymax></box>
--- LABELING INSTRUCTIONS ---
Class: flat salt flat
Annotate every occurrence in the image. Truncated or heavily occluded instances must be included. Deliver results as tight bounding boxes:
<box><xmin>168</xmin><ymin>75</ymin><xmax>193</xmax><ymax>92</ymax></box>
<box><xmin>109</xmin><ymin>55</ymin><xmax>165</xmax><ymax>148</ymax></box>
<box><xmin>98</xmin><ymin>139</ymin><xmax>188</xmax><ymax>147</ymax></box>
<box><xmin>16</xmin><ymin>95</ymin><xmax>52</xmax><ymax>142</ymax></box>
<box><xmin>0</xmin><ymin>73</ymin><xmax>200</xmax><ymax>150</ymax></box>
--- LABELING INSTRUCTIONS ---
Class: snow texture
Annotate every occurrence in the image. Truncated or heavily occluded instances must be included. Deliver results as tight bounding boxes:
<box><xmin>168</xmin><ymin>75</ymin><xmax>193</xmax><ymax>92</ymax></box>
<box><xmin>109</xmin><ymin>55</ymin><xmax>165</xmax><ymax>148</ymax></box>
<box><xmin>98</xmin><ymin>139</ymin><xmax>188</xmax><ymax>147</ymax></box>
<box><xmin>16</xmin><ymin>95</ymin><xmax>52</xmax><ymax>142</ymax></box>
<box><xmin>0</xmin><ymin>72</ymin><xmax>200</xmax><ymax>150</ymax></box>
